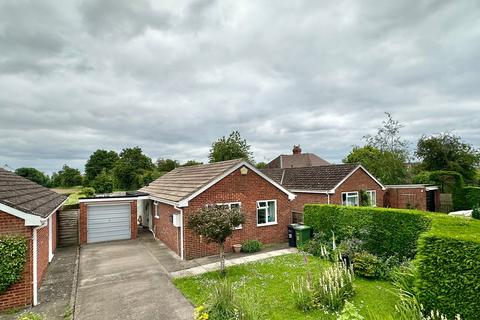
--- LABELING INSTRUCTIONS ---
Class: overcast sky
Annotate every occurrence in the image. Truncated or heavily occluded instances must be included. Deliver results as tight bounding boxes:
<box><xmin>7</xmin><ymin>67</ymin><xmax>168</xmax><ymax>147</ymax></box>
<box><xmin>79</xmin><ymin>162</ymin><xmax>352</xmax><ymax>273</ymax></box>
<box><xmin>1</xmin><ymin>0</ymin><xmax>479</xmax><ymax>174</ymax></box>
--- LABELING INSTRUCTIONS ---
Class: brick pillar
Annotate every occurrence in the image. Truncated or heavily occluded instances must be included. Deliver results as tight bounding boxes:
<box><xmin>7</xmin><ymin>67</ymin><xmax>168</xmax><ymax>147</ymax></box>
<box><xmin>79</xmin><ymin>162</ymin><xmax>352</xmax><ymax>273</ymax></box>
<box><xmin>79</xmin><ymin>203</ymin><xmax>87</xmax><ymax>245</ymax></box>
<box><xmin>131</xmin><ymin>200</ymin><xmax>137</xmax><ymax>239</ymax></box>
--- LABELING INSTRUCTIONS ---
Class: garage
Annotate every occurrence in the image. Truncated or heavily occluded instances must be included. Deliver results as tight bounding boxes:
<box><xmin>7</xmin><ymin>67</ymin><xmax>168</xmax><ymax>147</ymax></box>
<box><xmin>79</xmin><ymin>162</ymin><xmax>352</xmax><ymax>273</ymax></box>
<box><xmin>87</xmin><ymin>203</ymin><xmax>131</xmax><ymax>243</ymax></box>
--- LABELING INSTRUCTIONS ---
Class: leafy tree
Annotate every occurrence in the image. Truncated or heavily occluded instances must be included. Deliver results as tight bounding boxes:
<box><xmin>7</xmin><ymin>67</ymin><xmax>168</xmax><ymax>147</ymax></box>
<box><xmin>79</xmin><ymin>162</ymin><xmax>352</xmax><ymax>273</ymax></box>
<box><xmin>415</xmin><ymin>133</ymin><xmax>480</xmax><ymax>181</ymax></box>
<box><xmin>209</xmin><ymin>131</ymin><xmax>253</xmax><ymax>163</ymax></box>
<box><xmin>14</xmin><ymin>167</ymin><xmax>50</xmax><ymax>187</ymax></box>
<box><xmin>156</xmin><ymin>158</ymin><xmax>180</xmax><ymax>172</ymax></box>
<box><xmin>138</xmin><ymin>169</ymin><xmax>165</xmax><ymax>187</ymax></box>
<box><xmin>187</xmin><ymin>205</ymin><xmax>245</xmax><ymax>275</ymax></box>
<box><xmin>51</xmin><ymin>165</ymin><xmax>83</xmax><ymax>187</ymax></box>
<box><xmin>344</xmin><ymin>113</ymin><xmax>409</xmax><ymax>184</ymax></box>
<box><xmin>256</xmin><ymin>162</ymin><xmax>268</xmax><ymax>169</ymax></box>
<box><xmin>113</xmin><ymin>147</ymin><xmax>154</xmax><ymax>190</ymax></box>
<box><xmin>182</xmin><ymin>160</ymin><xmax>203</xmax><ymax>167</ymax></box>
<box><xmin>91</xmin><ymin>169</ymin><xmax>116</xmax><ymax>193</ymax></box>
<box><xmin>84</xmin><ymin>150</ymin><xmax>119</xmax><ymax>184</ymax></box>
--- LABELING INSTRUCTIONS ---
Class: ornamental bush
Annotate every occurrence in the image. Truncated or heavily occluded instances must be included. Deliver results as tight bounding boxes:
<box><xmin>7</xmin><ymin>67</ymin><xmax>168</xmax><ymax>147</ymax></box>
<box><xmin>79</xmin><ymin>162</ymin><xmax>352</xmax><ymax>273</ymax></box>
<box><xmin>241</xmin><ymin>240</ymin><xmax>262</xmax><ymax>253</ymax></box>
<box><xmin>0</xmin><ymin>235</ymin><xmax>28</xmax><ymax>293</ymax></box>
<box><xmin>452</xmin><ymin>186</ymin><xmax>480</xmax><ymax>210</ymax></box>
<box><xmin>353</xmin><ymin>251</ymin><xmax>382</xmax><ymax>279</ymax></box>
<box><xmin>304</xmin><ymin>205</ymin><xmax>431</xmax><ymax>259</ymax></box>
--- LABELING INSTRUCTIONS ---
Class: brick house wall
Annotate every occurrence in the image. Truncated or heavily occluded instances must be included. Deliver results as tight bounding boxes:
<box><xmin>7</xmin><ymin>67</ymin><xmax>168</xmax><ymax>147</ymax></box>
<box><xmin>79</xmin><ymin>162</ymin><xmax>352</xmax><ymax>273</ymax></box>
<box><xmin>331</xmin><ymin>169</ymin><xmax>384</xmax><ymax>206</ymax></box>
<box><xmin>36</xmin><ymin>224</ymin><xmax>49</xmax><ymax>288</ymax></box>
<box><xmin>291</xmin><ymin>193</ymin><xmax>329</xmax><ymax>213</ymax></box>
<box><xmin>0</xmin><ymin>211</ymin><xmax>33</xmax><ymax>312</ymax></box>
<box><xmin>151</xmin><ymin>202</ymin><xmax>180</xmax><ymax>255</ymax></box>
<box><xmin>384</xmin><ymin>188</ymin><xmax>427</xmax><ymax>211</ymax></box>
<box><xmin>182</xmin><ymin>168</ymin><xmax>292</xmax><ymax>260</ymax></box>
<box><xmin>130</xmin><ymin>201</ymin><xmax>138</xmax><ymax>240</ymax></box>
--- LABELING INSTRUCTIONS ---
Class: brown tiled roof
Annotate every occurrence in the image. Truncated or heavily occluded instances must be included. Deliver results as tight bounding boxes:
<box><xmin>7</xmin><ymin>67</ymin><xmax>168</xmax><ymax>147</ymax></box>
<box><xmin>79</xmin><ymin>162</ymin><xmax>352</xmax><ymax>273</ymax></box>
<box><xmin>0</xmin><ymin>168</ymin><xmax>67</xmax><ymax>218</ymax></box>
<box><xmin>261</xmin><ymin>164</ymin><xmax>359</xmax><ymax>191</ymax></box>
<box><xmin>267</xmin><ymin>153</ymin><xmax>330</xmax><ymax>169</ymax></box>
<box><xmin>139</xmin><ymin>159</ymin><xmax>244</xmax><ymax>203</ymax></box>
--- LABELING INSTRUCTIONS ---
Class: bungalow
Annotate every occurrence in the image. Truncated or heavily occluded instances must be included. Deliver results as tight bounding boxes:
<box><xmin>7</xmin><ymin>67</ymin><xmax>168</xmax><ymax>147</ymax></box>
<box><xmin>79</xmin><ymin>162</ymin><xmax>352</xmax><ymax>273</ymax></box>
<box><xmin>0</xmin><ymin>168</ymin><xmax>67</xmax><ymax>311</ymax></box>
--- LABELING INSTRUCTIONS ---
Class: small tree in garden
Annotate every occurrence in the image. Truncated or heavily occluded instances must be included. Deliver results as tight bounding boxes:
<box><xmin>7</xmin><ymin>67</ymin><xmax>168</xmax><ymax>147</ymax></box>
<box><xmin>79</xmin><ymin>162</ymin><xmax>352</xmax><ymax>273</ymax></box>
<box><xmin>187</xmin><ymin>205</ymin><xmax>245</xmax><ymax>275</ymax></box>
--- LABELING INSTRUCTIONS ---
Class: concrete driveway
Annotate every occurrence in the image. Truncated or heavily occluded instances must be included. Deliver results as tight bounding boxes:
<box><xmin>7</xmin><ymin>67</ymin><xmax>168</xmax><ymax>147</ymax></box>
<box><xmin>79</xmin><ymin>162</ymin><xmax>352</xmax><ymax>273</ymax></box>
<box><xmin>75</xmin><ymin>240</ymin><xmax>193</xmax><ymax>320</ymax></box>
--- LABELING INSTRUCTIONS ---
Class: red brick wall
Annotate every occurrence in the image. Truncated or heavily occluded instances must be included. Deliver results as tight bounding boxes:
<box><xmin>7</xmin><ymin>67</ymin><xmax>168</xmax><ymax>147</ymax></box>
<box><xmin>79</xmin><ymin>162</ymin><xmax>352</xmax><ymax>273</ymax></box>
<box><xmin>182</xmin><ymin>167</ymin><xmax>291</xmax><ymax>260</ymax></box>
<box><xmin>291</xmin><ymin>193</ymin><xmax>329</xmax><ymax>212</ymax></box>
<box><xmin>331</xmin><ymin>168</ymin><xmax>385</xmax><ymax>206</ymax></box>
<box><xmin>385</xmin><ymin>187</ymin><xmax>427</xmax><ymax>211</ymax></box>
<box><xmin>79</xmin><ymin>201</ymin><xmax>137</xmax><ymax>245</ymax></box>
<box><xmin>36</xmin><ymin>224</ymin><xmax>49</xmax><ymax>288</ymax></box>
<box><xmin>151</xmin><ymin>202</ymin><xmax>180</xmax><ymax>255</ymax></box>
<box><xmin>0</xmin><ymin>211</ymin><xmax>33</xmax><ymax>311</ymax></box>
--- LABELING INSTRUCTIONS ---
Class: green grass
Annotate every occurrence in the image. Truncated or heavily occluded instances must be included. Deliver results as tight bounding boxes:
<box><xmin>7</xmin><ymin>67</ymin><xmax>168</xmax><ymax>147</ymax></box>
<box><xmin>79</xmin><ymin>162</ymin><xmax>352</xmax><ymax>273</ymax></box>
<box><xmin>174</xmin><ymin>254</ymin><xmax>398</xmax><ymax>319</ymax></box>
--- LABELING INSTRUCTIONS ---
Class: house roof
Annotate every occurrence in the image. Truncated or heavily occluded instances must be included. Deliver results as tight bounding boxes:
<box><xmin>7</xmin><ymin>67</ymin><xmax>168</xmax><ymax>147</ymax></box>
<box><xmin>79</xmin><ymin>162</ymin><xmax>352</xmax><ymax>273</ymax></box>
<box><xmin>140</xmin><ymin>159</ymin><xmax>295</xmax><ymax>205</ymax></box>
<box><xmin>268</xmin><ymin>153</ymin><xmax>330</xmax><ymax>169</ymax></box>
<box><xmin>261</xmin><ymin>164</ymin><xmax>384</xmax><ymax>192</ymax></box>
<box><xmin>0</xmin><ymin>168</ymin><xmax>67</xmax><ymax>218</ymax></box>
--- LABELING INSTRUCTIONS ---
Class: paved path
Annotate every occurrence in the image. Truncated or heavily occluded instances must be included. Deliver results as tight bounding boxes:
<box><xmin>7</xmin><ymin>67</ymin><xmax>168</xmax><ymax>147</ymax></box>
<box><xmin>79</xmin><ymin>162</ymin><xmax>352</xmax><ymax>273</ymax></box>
<box><xmin>171</xmin><ymin>248</ymin><xmax>297</xmax><ymax>278</ymax></box>
<box><xmin>75</xmin><ymin>240</ymin><xmax>193</xmax><ymax>320</ymax></box>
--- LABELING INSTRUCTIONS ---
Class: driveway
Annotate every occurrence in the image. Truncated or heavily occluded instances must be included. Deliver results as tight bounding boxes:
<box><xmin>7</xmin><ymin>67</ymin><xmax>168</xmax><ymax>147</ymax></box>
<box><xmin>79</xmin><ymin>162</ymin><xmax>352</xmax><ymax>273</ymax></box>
<box><xmin>75</xmin><ymin>240</ymin><xmax>193</xmax><ymax>320</ymax></box>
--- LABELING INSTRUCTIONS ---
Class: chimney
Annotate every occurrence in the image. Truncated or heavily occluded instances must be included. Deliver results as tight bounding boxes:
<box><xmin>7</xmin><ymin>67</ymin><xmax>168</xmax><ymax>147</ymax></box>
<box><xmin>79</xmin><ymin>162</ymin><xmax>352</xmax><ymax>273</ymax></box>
<box><xmin>292</xmin><ymin>145</ymin><xmax>302</xmax><ymax>155</ymax></box>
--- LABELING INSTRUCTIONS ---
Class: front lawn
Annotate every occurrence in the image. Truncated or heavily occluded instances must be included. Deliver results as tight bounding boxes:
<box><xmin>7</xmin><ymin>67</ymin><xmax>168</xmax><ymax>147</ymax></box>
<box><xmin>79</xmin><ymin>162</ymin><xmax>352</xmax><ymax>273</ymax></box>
<box><xmin>174</xmin><ymin>254</ymin><xmax>397</xmax><ymax>319</ymax></box>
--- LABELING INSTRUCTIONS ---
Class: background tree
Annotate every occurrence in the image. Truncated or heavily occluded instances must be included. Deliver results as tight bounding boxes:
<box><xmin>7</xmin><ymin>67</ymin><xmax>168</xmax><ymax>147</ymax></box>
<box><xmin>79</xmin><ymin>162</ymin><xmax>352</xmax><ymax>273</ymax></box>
<box><xmin>156</xmin><ymin>158</ymin><xmax>180</xmax><ymax>172</ymax></box>
<box><xmin>51</xmin><ymin>165</ymin><xmax>83</xmax><ymax>187</ymax></box>
<box><xmin>84</xmin><ymin>150</ymin><xmax>119</xmax><ymax>184</ymax></box>
<box><xmin>187</xmin><ymin>205</ymin><xmax>245</xmax><ymax>275</ymax></box>
<box><xmin>415</xmin><ymin>133</ymin><xmax>480</xmax><ymax>181</ymax></box>
<box><xmin>209</xmin><ymin>131</ymin><xmax>253</xmax><ymax>163</ymax></box>
<box><xmin>14</xmin><ymin>167</ymin><xmax>50</xmax><ymax>187</ymax></box>
<box><xmin>182</xmin><ymin>160</ymin><xmax>203</xmax><ymax>167</ymax></box>
<box><xmin>113</xmin><ymin>147</ymin><xmax>154</xmax><ymax>190</ymax></box>
<box><xmin>255</xmin><ymin>162</ymin><xmax>268</xmax><ymax>169</ymax></box>
<box><xmin>91</xmin><ymin>169</ymin><xmax>116</xmax><ymax>193</ymax></box>
<box><xmin>344</xmin><ymin>113</ymin><xmax>409</xmax><ymax>184</ymax></box>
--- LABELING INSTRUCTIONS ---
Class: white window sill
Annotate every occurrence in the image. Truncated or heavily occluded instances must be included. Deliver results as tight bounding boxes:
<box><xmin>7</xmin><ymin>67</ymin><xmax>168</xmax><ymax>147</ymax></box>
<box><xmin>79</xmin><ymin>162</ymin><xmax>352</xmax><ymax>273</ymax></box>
<box><xmin>154</xmin><ymin>216</ymin><xmax>159</xmax><ymax>219</ymax></box>
<box><xmin>256</xmin><ymin>222</ymin><xmax>277</xmax><ymax>227</ymax></box>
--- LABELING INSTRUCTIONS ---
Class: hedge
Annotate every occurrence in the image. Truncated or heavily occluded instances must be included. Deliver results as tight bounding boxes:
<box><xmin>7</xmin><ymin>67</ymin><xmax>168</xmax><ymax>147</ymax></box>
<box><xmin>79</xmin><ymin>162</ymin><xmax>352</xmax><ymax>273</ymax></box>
<box><xmin>452</xmin><ymin>186</ymin><xmax>480</xmax><ymax>210</ymax></box>
<box><xmin>303</xmin><ymin>205</ymin><xmax>431</xmax><ymax>259</ymax></box>
<box><xmin>0</xmin><ymin>235</ymin><xmax>28</xmax><ymax>293</ymax></box>
<box><xmin>415</xmin><ymin>215</ymin><xmax>480</xmax><ymax>320</ymax></box>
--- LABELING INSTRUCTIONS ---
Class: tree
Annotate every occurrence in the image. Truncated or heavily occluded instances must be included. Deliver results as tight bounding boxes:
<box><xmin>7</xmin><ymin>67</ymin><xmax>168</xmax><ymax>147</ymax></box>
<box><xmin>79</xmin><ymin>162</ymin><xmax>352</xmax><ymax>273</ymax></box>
<box><xmin>51</xmin><ymin>165</ymin><xmax>83</xmax><ymax>187</ymax></box>
<box><xmin>156</xmin><ymin>158</ymin><xmax>180</xmax><ymax>172</ymax></box>
<box><xmin>209</xmin><ymin>131</ymin><xmax>253</xmax><ymax>163</ymax></box>
<box><xmin>182</xmin><ymin>160</ymin><xmax>203</xmax><ymax>167</ymax></box>
<box><xmin>91</xmin><ymin>169</ymin><xmax>115</xmax><ymax>193</ymax></box>
<box><xmin>113</xmin><ymin>147</ymin><xmax>154</xmax><ymax>190</ymax></box>
<box><xmin>187</xmin><ymin>205</ymin><xmax>245</xmax><ymax>275</ymax></box>
<box><xmin>15</xmin><ymin>167</ymin><xmax>50</xmax><ymax>187</ymax></box>
<box><xmin>416</xmin><ymin>133</ymin><xmax>480</xmax><ymax>181</ymax></box>
<box><xmin>343</xmin><ymin>113</ymin><xmax>409</xmax><ymax>184</ymax></box>
<box><xmin>256</xmin><ymin>162</ymin><xmax>268</xmax><ymax>169</ymax></box>
<box><xmin>84</xmin><ymin>150</ymin><xmax>119</xmax><ymax>184</ymax></box>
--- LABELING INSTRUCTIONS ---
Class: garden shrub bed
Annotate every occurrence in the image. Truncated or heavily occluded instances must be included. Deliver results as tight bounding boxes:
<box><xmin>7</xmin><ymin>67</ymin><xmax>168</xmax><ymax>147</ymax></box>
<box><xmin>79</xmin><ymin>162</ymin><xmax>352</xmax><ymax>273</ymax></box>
<box><xmin>0</xmin><ymin>235</ymin><xmax>28</xmax><ymax>293</ymax></box>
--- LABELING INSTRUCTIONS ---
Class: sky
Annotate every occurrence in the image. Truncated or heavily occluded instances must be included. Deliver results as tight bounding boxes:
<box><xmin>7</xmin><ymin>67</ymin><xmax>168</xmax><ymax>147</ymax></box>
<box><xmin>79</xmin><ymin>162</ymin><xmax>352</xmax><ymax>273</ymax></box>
<box><xmin>0</xmin><ymin>0</ymin><xmax>479</xmax><ymax>174</ymax></box>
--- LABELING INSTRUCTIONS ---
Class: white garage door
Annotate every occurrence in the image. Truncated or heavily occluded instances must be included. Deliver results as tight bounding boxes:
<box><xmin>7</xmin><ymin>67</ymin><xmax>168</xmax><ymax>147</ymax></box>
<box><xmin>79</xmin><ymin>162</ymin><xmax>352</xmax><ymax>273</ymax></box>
<box><xmin>87</xmin><ymin>204</ymin><xmax>131</xmax><ymax>243</ymax></box>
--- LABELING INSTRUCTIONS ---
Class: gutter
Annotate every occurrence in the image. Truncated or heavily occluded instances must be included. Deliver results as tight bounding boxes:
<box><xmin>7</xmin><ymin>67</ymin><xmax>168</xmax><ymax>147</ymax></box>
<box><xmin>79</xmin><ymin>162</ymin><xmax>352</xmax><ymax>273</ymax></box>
<box><xmin>174</xmin><ymin>204</ymin><xmax>184</xmax><ymax>260</ymax></box>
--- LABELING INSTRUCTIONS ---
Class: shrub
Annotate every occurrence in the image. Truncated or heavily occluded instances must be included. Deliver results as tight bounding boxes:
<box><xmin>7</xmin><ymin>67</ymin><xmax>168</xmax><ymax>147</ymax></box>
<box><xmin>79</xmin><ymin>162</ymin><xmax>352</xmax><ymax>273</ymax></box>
<box><xmin>297</xmin><ymin>233</ymin><xmax>331</xmax><ymax>258</ymax></box>
<box><xmin>453</xmin><ymin>186</ymin><xmax>480</xmax><ymax>210</ymax></box>
<box><xmin>291</xmin><ymin>277</ymin><xmax>314</xmax><ymax>312</ymax></box>
<box><xmin>353</xmin><ymin>251</ymin><xmax>382</xmax><ymax>279</ymax></box>
<box><xmin>80</xmin><ymin>187</ymin><xmax>95</xmax><ymax>197</ymax></box>
<box><xmin>17</xmin><ymin>313</ymin><xmax>45</xmax><ymax>320</ymax></box>
<box><xmin>91</xmin><ymin>169</ymin><xmax>115</xmax><ymax>194</ymax></box>
<box><xmin>472</xmin><ymin>206</ymin><xmax>480</xmax><ymax>220</ymax></box>
<box><xmin>415</xmin><ymin>215</ymin><xmax>480</xmax><ymax>320</ymax></box>
<box><xmin>241</xmin><ymin>240</ymin><xmax>262</xmax><ymax>253</ymax></box>
<box><xmin>304</xmin><ymin>205</ymin><xmax>431</xmax><ymax>259</ymax></box>
<box><xmin>0</xmin><ymin>235</ymin><xmax>28</xmax><ymax>293</ymax></box>
<box><xmin>338</xmin><ymin>302</ymin><xmax>365</xmax><ymax>320</ymax></box>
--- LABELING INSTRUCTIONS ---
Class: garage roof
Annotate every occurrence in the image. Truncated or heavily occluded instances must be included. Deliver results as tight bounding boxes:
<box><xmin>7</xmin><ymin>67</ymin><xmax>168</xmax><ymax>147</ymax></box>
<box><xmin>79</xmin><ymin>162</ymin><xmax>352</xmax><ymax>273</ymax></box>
<box><xmin>140</xmin><ymin>159</ymin><xmax>295</xmax><ymax>205</ymax></box>
<box><xmin>0</xmin><ymin>168</ymin><xmax>67</xmax><ymax>218</ymax></box>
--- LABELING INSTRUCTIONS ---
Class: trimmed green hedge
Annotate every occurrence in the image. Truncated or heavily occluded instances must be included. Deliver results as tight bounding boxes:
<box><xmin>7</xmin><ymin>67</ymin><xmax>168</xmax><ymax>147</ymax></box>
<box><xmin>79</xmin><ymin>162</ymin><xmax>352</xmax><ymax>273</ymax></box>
<box><xmin>304</xmin><ymin>205</ymin><xmax>431</xmax><ymax>259</ymax></box>
<box><xmin>415</xmin><ymin>216</ymin><xmax>480</xmax><ymax>320</ymax></box>
<box><xmin>0</xmin><ymin>235</ymin><xmax>28</xmax><ymax>293</ymax></box>
<box><xmin>453</xmin><ymin>186</ymin><xmax>480</xmax><ymax>210</ymax></box>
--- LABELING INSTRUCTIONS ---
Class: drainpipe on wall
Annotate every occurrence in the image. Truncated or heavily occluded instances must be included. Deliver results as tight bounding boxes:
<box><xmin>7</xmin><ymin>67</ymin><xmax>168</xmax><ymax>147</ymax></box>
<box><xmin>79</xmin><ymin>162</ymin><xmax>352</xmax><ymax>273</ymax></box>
<box><xmin>32</xmin><ymin>226</ymin><xmax>38</xmax><ymax>306</ymax></box>
<box><xmin>327</xmin><ymin>192</ymin><xmax>331</xmax><ymax>204</ymax></box>
<box><xmin>174</xmin><ymin>205</ymin><xmax>184</xmax><ymax>260</ymax></box>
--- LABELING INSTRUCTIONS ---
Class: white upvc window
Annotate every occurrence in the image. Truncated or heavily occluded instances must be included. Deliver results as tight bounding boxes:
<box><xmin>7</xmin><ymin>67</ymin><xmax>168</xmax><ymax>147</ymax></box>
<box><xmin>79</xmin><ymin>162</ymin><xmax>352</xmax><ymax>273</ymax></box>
<box><xmin>154</xmin><ymin>201</ymin><xmax>159</xmax><ymax>219</ymax></box>
<box><xmin>366</xmin><ymin>190</ymin><xmax>377</xmax><ymax>207</ymax></box>
<box><xmin>342</xmin><ymin>192</ymin><xmax>359</xmax><ymax>206</ymax></box>
<box><xmin>256</xmin><ymin>200</ymin><xmax>277</xmax><ymax>226</ymax></box>
<box><xmin>216</xmin><ymin>202</ymin><xmax>242</xmax><ymax>229</ymax></box>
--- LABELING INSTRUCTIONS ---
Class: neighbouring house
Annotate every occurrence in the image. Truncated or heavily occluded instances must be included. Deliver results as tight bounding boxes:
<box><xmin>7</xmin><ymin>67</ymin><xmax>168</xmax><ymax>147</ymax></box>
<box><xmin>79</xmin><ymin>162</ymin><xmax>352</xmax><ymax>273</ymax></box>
<box><xmin>0</xmin><ymin>168</ymin><xmax>67</xmax><ymax>311</ymax></box>
<box><xmin>384</xmin><ymin>184</ymin><xmax>440</xmax><ymax>212</ymax></box>
<box><xmin>261</xmin><ymin>164</ymin><xmax>386</xmax><ymax>222</ymax></box>
<box><xmin>78</xmin><ymin>159</ymin><xmax>295</xmax><ymax>260</ymax></box>
<box><xmin>267</xmin><ymin>145</ymin><xmax>330</xmax><ymax>168</ymax></box>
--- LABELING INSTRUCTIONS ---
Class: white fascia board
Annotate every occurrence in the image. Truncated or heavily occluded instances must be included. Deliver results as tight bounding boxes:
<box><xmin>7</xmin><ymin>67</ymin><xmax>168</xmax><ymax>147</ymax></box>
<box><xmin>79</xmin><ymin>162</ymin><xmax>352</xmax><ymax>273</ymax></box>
<box><xmin>0</xmin><ymin>203</ymin><xmax>42</xmax><ymax>226</ymax></box>
<box><xmin>79</xmin><ymin>197</ymin><xmax>138</xmax><ymax>203</ymax></box>
<box><xmin>425</xmin><ymin>186</ymin><xmax>439</xmax><ymax>191</ymax></box>
<box><xmin>178</xmin><ymin>161</ymin><xmax>297</xmax><ymax>207</ymax></box>
<box><xmin>290</xmin><ymin>189</ymin><xmax>332</xmax><ymax>194</ymax></box>
<box><xmin>331</xmin><ymin>165</ymin><xmax>386</xmax><ymax>192</ymax></box>
<box><xmin>148</xmin><ymin>195</ymin><xmax>179</xmax><ymax>207</ymax></box>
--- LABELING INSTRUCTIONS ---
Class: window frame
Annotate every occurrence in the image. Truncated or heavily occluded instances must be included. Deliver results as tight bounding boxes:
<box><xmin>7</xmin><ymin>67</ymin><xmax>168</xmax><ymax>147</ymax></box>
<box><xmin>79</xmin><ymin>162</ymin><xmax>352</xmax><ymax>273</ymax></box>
<box><xmin>366</xmin><ymin>190</ymin><xmax>377</xmax><ymax>207</ymax></box>
<box><xmin>154</xmin><ymin>201</ymin><xmax>159</xmax><ymax>219</ymax></box>
<box><xmin>256</xmin><ymin>199</ymin><xmax>277</xmax><ymax>227</ymax></box>
<box><xmin>341</xmin><ymin>192</ymin><xmax>359</xmax><ymax>206</ymax></box>
<box><xmin>216</xmin><ymin>202</ymin><xmax>242</xmax><ymax>229</ymax></box>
